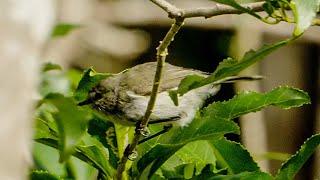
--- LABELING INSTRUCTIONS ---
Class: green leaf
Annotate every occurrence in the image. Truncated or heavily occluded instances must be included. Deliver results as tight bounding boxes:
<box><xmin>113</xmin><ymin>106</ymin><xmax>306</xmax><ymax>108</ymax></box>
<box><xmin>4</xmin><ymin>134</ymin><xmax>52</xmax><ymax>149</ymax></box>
<box><xmin>68</xmin><ymin>156</ymin><xmax>98</xmax><ymax>180</ymax></box>
<box><xmin>39</xmin><ymin>64</ymin><xmax>81</xmax><ymax>97</ymax></box>
<box><xmin>168</xmin><ymin>90</ymin><xmax>179</xmax><ymax>106</ymax></box>
<box><xmin>275</xmin><ymin>133</ymin><xmax>320</xmax><ymax>180</ymax></box>
<box><xmin>210</xmin><ymin>0</ymin><xmax>262</xmax><ymax>19</ymax></box>
<box><xmin>87</xmin><ymin>118</ymin><xmax>119</xmax><ymax>169</ymax></box>
<box><xmin>196</xmin><ymin>171</ymin><xmax>273</xmax><ymax>180</ymax></box>
<box><xmin>161</xmin><ymin>163</ymin><xmax>196</xmax><ymax>179</ymax></box>
<box><xmin>34</xmin><ymin>118</ymin><xmax>58</xmax><ymax>140</ymax></box>
<box><xmin>137</xmin><ymin>86</ymin><xmax>310</xmax><ymax>177</ymax></box>
<box><xmin>77</xmin><ymin>135</ymin><xmax>115</xmax><ymax>178</ymax></box>
<box><xmin>33</xmin><ymin>142</ymin><xmax>70</xmax><ymax>177</ymax></box>
<box><xmin>36</xmin><ymin>135</ymin><xmax>115</xmax><ymax>178</ymax></box>
<box><xmin>34</xmin><ymin>103</ymin><xmax>59</xmax><ymax>137</ymax></box>
<box><xmin>262</xmin><ymin>1</ymin><xmax>275</xmax><ymax>16</ymax></box>
<box><xmin>177</xmin><ymin>38</ymin><xmax>292</xmax><ymax>96</ymax></box>
<box><xmin>29</xmin><ymin>170</ymin><xmax>61</xmax><ymax>180</ymax></box>
<box><xmin>51</xmin><ymin>23</ymin><xmax>81</xmax><ymax>38</ymax></box>
<box><xmin>204</xmin><ymin>86</ymin><xmax>310</xmax><ymax>121</ymax></box>
<box><xmin>209</xmin><ymin>138</ymin><xmax>259</xmax><ymax>174</ymax></box>
<box><xmin>162</xmin><ymin>141</ymin><xmax>217</xmax><ymax>176</ymax></box>
<box><xmin>292</xmin><ymin>0</ymin><xmax>320</xmax><ymax>36</ymax></box>
<box><xmin>255</xmin><ymin>152</ymin><xmax>291</xmax><ymax>161</ymax></box>
<box><xmin>74</xmin><ymin>68</ymin><xmax>112</xmax><ymax>103</ymax></box>
<box><xmin>42</xmin><ymin>62</ymin><xmax>62</xmax><ymax>72</ymax></box>
<box><xmin>45</xmin><ymin>93</ymin><xmax>92</xmax><ymax>161</ymax></box>
<box><xmin>177</xmin><ymin>74</ymin><xmax>205</xmax><ymax>96</ymax></box>
<box><xmin>40</xmin><ymin>71</ymin><xmax>72</xmax><ymax>97</ymax></box>
<box><xmin>137</xmin><ymin>115</ymin><xmax>239</xmax><ymax>177</ymax></box>
<box><xmin>66</xmin><ymin>69</ymin><xmax>83</xmax><ymax>91</ymax></box>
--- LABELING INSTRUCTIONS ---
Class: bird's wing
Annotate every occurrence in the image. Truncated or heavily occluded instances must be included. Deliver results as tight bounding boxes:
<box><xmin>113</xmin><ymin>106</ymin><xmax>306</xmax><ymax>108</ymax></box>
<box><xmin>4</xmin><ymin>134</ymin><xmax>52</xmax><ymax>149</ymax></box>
<box><xmin>121</xmin><ymin>62</ymin><xmax>207</xmax><ymax>96</ymax></box>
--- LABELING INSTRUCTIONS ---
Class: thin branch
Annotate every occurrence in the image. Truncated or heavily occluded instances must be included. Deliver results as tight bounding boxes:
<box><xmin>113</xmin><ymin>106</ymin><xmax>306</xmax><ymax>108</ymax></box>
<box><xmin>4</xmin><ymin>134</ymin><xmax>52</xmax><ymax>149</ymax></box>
<box><xmin>182</xmin><ymin>2</ymin><xmax>265</xmax><ymax>18</ymax></box>
<box><xmin>150</xmin><ymin>0</ymin><xmax>265</xmax><ymax>19</ymax></box>
<box><xmin>115</xmin><ymin>18</ymin><xmax>184</xmax><ymax>180</ymax></box>
<box><xmin>150</xmin><ymin>0</ymin><xmax>182</xmax><ymax>18</ymax></box>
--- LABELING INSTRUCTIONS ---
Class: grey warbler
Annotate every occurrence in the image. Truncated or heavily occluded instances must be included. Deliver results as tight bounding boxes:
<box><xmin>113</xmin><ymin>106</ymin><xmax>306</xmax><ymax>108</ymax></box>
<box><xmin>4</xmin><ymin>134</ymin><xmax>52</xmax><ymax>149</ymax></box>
<box><xmin>81</xmin><ymin>62</ymin><xmax>257</xmax><ymax>127</ymax></box>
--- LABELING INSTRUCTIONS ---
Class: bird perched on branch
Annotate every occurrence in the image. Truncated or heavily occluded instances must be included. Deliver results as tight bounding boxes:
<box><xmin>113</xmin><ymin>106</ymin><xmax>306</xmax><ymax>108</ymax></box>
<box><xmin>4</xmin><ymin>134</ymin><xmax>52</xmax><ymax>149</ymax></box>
<box><xmin>80</xmin><ymin>62</ymin><xmax>260</xmax><ymax>127</ymax></box>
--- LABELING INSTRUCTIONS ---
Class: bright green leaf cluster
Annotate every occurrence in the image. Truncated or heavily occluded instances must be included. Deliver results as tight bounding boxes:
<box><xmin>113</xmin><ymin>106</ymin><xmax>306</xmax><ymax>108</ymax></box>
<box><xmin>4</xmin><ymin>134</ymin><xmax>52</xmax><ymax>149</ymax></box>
<box><xmin>136</xmin><ymin>86</ymin><xmax>310</xmax><ymax>178</ymax></box>
<box><xmin>33</xmin><ymin>61</ymin><xmax>316</xmax><ymax>179</ymax></box>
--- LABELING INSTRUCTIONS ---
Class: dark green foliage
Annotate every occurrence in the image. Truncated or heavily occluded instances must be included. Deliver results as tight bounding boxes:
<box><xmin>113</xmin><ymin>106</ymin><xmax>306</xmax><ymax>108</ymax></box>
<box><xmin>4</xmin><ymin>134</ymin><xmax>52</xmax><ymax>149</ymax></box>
<box><xmin>74</xmin><ymin>68</ymin><xmax>111</xmax><ymax>103</ymax></box>
<box><xmin>30</xmin><ymin>170</ymin><xmax>60</xmax><ymax>180</ymax></box>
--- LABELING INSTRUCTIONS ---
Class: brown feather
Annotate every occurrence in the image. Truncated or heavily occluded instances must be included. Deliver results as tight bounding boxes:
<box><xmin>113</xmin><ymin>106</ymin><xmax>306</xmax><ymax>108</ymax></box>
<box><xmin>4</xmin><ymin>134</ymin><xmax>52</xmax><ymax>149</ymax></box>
<box><xmin>119</xmin><ymin>62</ymin><xmax>207</xmax><ymax>95</ymax></box>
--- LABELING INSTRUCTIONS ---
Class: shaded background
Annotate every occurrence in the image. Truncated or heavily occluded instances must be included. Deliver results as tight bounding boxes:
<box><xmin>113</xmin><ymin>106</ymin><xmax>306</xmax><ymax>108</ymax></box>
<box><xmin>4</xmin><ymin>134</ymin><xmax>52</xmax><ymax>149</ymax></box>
<box><xmin>43</xmin><ymin>0</ymin><xmax>320</xmax><ymax>179</ymax></box>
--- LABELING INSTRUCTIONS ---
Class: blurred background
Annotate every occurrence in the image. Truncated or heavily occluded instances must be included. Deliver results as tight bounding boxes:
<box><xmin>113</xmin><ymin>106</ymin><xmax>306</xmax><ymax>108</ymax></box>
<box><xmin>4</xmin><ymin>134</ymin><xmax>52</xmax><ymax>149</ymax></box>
<box><xmin>1</xmin><ymin>0</ymin><xmax>319</xmax><ymax>179</ymax></box>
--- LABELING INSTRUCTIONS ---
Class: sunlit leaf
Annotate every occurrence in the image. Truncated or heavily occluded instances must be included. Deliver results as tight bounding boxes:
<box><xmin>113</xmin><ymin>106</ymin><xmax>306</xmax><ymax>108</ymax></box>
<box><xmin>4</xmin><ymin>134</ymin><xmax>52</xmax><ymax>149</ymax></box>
<box><xmin>161</xmin><ymin>163</ymin><xmax>195</xmax><ymax>179</ymax></box>
<box><xmin>32</xmin><ymin>142</ymin><xmax>67</xmax><ymax>177</ymax></box>
<box><xmin>209</xmin><ymin>138</ymin><xmax>259</xmax><ymax>174</ymax></box>
<box><xmin>36</xmin><ymin>135</ymin><xmax>115</xmax><ymax>178</ymax></box>
<box><xmin>138</xmin><ymin>86</ymin><xmax>310</xmax><ymax>177</ymax></box>
<box><xmin>291</xmin><ymin>0</ymin><xmax>320</xmax><ymax>36</ymax></box>
<box><xmin>203</xmin><ymin>86</ymin><xmax>310</xmax><ymax>120</ymax></box>
<box><xmin>77</xmin><ymin>134</ymin><xmax>115</xmax><ymax>178</ymax></box>
<box><xmin>161</xmin><ymin>141</ymin><xmax>217</xmax><ymax>176</ymax></box>
<box><xmin>34</xmin><ymin>118</ymin><xmax>57</xmax><ymax>140</ymax></box>
<box><xmin>137</xmin><ymin>115</ymin><xmax>239</xmax><ymax>177</ymax></box>
<box><xmin>45</xmin><ymin>93</ymin><xmax>92</xmax><ymax>161</ymax></box>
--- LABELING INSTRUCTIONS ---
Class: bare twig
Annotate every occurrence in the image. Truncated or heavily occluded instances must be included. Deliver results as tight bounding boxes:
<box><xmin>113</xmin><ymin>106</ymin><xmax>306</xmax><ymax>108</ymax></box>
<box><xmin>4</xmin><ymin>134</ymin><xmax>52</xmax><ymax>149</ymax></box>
<box><xmin>150</xmin><ymin>0</ymin><xmax>182</xmax><ymax>18</ymax></box>
<box><xmin>150</xmin><ymin>0</ymin><xmax>265</xmax><ymax>19</ymax></box>
<box><xmin>115</xmin><ymin>18</ymin><xmax>184</xmax><ymax>180</ymax></box>
<box><xmin>182</xmin><ymin>2</ymin><xmax>265</xmax><ymax>18</ymax></box>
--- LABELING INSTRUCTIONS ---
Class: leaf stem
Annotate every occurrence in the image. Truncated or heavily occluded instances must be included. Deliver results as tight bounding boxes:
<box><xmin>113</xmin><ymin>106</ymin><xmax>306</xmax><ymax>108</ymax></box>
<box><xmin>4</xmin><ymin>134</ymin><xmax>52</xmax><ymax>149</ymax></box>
<box><xmin>115</xmin><ymin>18</ymin><xmax>184</xmax><ymax>180</ymax></box>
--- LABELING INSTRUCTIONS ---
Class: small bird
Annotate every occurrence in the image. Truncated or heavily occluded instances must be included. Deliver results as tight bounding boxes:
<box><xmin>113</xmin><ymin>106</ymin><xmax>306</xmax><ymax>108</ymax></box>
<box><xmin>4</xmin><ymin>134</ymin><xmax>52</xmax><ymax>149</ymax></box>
<box><xmin>82</xmin><ymin>62</ymin><xmax>257</xmax><ymax>127</ymax></box>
